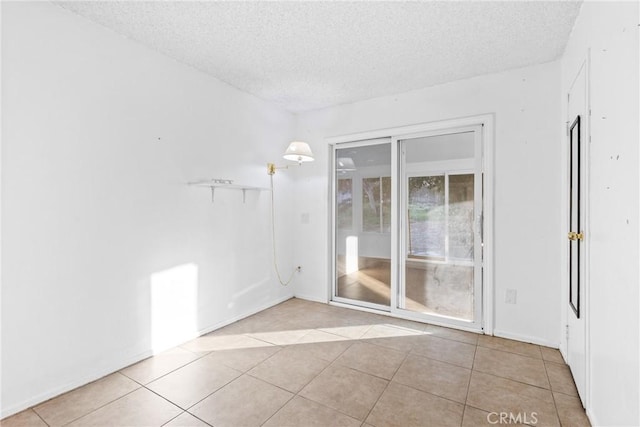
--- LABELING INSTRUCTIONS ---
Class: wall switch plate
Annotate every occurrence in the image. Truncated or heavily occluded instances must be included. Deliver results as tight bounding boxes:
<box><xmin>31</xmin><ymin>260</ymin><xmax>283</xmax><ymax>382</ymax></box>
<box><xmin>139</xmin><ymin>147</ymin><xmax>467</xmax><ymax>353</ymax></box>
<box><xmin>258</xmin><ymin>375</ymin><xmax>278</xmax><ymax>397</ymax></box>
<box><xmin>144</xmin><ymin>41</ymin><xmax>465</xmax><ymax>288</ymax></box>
<box><xmin>505</xmin><ymin>289</ymin><xmax>517</xmax><ymax>304</ymax></box>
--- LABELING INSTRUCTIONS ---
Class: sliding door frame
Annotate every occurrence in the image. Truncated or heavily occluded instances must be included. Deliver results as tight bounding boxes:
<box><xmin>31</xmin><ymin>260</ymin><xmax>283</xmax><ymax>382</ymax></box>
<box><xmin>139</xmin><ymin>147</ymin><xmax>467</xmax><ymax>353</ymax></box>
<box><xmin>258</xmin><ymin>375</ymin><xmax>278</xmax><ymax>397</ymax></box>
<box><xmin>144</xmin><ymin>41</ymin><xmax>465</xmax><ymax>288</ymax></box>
<box><xmin>327</xmin><ymin>114</ymin><xmax>494</xmax><ymax>334</ymax></box>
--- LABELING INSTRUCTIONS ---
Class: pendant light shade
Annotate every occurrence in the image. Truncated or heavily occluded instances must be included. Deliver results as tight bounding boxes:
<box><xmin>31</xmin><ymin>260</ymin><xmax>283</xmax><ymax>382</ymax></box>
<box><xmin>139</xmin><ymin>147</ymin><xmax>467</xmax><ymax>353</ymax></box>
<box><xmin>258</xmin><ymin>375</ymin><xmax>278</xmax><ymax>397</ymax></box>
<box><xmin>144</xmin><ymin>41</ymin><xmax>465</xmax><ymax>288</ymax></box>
<box><xmin>283</xmin><ymin>141</ymin><xmax>314</xmax><ymax>164</ymax></box>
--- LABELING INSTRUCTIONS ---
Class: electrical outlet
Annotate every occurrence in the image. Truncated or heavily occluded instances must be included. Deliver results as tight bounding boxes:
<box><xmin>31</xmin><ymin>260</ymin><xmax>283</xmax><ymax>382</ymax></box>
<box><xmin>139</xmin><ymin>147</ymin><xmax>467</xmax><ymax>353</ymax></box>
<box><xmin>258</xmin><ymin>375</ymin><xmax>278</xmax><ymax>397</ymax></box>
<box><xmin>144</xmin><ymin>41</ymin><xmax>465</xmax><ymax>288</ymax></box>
<box><xmin>505</xmin><ymin>289</ymin><xmax>517</xmax><ymax>304</ymax></box>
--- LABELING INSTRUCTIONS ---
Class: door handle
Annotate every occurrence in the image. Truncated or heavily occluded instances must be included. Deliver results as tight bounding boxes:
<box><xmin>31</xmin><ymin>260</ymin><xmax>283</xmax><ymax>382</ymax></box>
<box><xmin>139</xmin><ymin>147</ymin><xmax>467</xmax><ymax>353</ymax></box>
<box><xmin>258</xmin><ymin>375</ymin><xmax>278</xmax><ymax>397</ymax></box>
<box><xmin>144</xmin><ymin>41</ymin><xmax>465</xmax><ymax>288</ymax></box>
<box><xmin>567</xmin><ymin>231</ymin><xmax>584</xmax><ymax>241</ymax></box>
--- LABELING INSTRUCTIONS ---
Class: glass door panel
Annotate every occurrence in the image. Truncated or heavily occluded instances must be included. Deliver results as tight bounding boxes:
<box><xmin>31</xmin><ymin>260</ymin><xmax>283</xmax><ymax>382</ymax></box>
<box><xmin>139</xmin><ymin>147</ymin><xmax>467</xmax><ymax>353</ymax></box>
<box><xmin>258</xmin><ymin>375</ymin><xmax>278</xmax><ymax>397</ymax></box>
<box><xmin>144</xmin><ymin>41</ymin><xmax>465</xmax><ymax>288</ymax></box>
<box><xmin>334</xmin><ymin>141</ymin><xmax>392</xmax><ymax>309</ymax></box>
<box><xmin>398</xmin><ymin>130</ymin><xmax>482</xmax><ymax>327</ymax></box>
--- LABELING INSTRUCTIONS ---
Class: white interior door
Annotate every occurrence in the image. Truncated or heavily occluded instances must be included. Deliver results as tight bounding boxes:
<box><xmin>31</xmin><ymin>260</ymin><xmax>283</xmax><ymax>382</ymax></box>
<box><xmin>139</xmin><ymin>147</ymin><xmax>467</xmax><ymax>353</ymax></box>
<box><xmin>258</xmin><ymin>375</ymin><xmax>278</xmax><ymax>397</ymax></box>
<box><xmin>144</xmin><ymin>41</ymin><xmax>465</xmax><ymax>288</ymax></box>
<box><xmin>567</xmin><ymin>60</ymin><xmax>588</xmax><ymax>406</ymax></box>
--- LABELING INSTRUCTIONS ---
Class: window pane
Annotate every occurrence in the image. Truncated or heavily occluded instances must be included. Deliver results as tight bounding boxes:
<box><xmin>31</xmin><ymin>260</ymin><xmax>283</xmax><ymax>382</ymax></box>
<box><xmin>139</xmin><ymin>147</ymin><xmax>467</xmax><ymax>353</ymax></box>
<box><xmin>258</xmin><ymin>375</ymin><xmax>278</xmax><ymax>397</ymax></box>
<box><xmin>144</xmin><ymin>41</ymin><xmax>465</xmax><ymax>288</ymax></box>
<box><xmin>448</xmin><ymin>174</ymin><xmax>474</xmax><ymax>260</ymax></box>
<box><xmin>362</xmin><ymin>177</ymin><xmax>381</xmax><ymax>232</ymax></box>
<box><xmin>408</xmin><ymin>175</ymin><xmax>445</xmax><ymax>258</ymax></box>
<box><xmin>337</xmin><ymin>178</ymin><xmax>353</xmax><ymax>229</ymax></box>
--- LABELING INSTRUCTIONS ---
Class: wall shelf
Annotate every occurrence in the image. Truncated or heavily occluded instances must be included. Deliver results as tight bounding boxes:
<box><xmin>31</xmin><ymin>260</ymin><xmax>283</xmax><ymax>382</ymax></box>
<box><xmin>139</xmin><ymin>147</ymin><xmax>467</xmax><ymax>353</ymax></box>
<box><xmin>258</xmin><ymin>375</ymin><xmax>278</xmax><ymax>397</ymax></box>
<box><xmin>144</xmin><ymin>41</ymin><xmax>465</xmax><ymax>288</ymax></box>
<box><xmin>188</xmin><ymin>179</ymin><xmax>269</xmax><ymax>203</ymax></box>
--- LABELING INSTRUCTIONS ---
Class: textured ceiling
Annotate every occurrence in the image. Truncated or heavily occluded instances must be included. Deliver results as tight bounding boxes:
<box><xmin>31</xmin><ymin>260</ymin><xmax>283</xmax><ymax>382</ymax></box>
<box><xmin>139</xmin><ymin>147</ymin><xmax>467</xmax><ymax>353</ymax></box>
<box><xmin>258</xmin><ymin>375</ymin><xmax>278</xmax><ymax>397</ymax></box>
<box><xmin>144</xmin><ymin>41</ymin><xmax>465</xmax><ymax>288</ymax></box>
<box><xmin>56</xmin><ymin>1</ymin><xmax>582</xmax><ymax>112</ymax></box>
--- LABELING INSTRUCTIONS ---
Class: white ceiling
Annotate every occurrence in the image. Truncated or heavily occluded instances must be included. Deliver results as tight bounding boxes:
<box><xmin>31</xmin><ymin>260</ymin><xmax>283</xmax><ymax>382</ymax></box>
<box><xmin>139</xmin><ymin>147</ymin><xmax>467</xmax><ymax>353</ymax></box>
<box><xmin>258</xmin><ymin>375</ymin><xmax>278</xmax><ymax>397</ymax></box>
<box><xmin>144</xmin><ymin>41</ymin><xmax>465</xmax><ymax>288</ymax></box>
<box><xmin>56</xmin><ymin>1</ymin><xmax>582</xmax><ymax>113</ymax></box>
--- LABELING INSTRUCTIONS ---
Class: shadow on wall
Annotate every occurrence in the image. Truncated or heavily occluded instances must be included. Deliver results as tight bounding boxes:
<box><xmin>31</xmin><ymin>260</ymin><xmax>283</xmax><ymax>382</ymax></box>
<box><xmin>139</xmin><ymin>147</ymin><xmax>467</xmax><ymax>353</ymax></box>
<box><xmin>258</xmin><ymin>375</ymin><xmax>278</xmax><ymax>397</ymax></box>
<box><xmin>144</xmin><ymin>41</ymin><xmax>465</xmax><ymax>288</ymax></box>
<box><xmin>150</xmin><ymin>263</ymin><xmax>199</xmax><ymax>354</ymax></box>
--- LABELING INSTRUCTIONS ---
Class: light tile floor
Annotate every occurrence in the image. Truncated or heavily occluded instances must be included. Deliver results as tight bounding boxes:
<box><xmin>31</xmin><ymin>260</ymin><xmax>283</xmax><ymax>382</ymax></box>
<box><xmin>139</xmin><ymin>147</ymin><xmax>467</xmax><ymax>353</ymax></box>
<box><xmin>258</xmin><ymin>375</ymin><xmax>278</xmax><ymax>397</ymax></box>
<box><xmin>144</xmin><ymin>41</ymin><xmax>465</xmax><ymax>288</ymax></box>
<box><xmin>2</xmin><ymin>298</ymin><xmax>591</xmax><ymax>427</ymax></box>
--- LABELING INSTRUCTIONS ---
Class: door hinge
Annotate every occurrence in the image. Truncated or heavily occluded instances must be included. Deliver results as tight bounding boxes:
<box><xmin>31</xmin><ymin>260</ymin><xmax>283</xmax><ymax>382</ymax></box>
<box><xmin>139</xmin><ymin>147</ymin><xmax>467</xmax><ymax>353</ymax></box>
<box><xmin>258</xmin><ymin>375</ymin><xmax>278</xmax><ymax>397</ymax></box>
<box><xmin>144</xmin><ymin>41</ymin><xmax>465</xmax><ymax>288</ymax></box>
<box><xmin>566</xmin><ymin>324</ymin><xmax>570</xmax><ymax>341</ymax></box>
<box><xmin>566</xmin><ymin>121</ymin><xmax>570</xmax><ymax>136</ymax></box>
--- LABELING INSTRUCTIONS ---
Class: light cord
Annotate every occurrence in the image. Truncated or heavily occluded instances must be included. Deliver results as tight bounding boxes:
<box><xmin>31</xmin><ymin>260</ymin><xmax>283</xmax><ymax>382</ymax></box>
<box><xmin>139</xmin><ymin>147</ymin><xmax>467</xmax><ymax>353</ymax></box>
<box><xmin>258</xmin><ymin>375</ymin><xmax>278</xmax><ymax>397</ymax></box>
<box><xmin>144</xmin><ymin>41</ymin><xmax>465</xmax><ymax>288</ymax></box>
<box><xmin>270</xmin><ymin>174</ymin><xmax>296</xmax><ymax>286</ymax></box>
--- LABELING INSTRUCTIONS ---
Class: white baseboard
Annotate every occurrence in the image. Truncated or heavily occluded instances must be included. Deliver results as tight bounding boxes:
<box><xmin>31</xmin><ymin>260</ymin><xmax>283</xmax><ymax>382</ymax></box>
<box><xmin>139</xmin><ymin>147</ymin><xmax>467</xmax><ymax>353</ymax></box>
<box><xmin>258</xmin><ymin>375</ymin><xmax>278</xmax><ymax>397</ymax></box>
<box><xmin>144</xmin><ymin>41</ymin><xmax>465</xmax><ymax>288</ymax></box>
<box><xmin>585</xmin><ymin>408</ymin><xmax>597</xmax><ymax>427</ymax></box>
<box><xmin>294</xmin><ymin>293</ymin><xmax>329</xmax><ymax>304</ymax></box>
<box><xmin>492</xmin><ymin>329</ymin><xmax>560</xmax><ymax>349</ymax></box>
<box><xmin>195</xmin><ymin>294</ymin><xmax>294</xmax><ymax>337</ymax></box>
<box><xmin>0</xmin><ymin>294</ymin><xmax>294</xmax><ymax>420</ymax></box>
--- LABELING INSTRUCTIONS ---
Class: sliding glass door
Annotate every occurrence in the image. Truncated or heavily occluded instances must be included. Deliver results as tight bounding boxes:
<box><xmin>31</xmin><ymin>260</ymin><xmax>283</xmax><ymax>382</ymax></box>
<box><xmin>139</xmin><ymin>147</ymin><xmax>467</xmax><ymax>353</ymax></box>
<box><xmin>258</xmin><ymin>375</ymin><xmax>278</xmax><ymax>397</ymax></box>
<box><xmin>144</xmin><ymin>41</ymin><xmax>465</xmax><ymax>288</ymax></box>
<box><xmin>397</xmin><ymin>129</ymin><xmax>482</xmax><ymax>328</ymax></box>
<box><xmin>333</xmin><ymin>139</ymin><xmax>392</xmax><ymax>310</ymax></box>
<box><xmin>332</xmin><ymin>127</ymin><xmax>483</xmax><ymax>330</ymax></box>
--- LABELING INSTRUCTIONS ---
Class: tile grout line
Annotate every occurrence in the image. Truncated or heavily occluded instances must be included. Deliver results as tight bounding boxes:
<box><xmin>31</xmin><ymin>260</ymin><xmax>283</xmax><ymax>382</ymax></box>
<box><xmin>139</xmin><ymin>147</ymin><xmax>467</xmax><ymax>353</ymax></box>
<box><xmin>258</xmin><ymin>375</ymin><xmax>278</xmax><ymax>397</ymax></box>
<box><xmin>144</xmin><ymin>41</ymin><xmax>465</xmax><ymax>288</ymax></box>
<box><xmin>30</xmin><ymin>372</ymin><xmax>138</xmax><ymax>425</ymax></box>
<box><xmin>258</xmin><ymin>335</ymin><xmax>358</xmax><ymax>426</ymax></box>
<box><xmin>476</xmin><ymin>344</ymin><xmax>546</xmax><ymax>361</ymax></box>
<box><xmin>294</xmin><ymin>338</ymin><xmax>355</xmax><ymax>393</ymax></box>
<box><xmin>120</xmin><ymin>350</ymin><xmax>212</xmax><ymax>386</ymax></box>
<box><xmin>255</xmin><ymin>390</ymin><xmax>297</xmax><ymax>427</ymax></box>
<box><xmin>163</xmin><ymin>369</ymin><xmax>243</xmax><ymax>413</ymax></box>
<box><xmin>390</xmin><ymin>379</ymin><xmax>471</xmax><ymax>409</ymax></box>
<box><xmin>243</xmin><ymin>331</ymin><xmax>313</xmax><ymax>347</ymax></box>
<box><xmin>460</xmin><ymin>342</ymin><xmax>480</xmax><ymax>426</ymax></box>
<box><xmin>405</xmin><ymin>346</ymin><xmax>476</xmax><ymax>370</ymax></box>
<box><xmin>543</xmin><ymin>358</ymin><xmax>570</xmax><ymax>366</ymax></box>
<box><xmin>296</xmin><ymin>342</ymin><xmax>358</xmax><ymax>404</ymax></box>
<box><xmin>360</xmin><ymin>347</ymin><xmax>413</xmax><ymax>424</ymax></box>
<box><xmin>159</xmin><ymin>410</ymin><xmax>212</xmax><ymax>427</ymax></box>
<box><xmin>57</xmin><ymin>387</ymin><xmax>141</xmax><ymax>427</ymax></box>
<box><xmin>159</xmin><ymin>412</ymin><xmax>183</xmax><ymax>427</ymax></box>
<box><xmin>473</xmin><ymin>345</ymin><xmax>561</xmax><ymax>391</ymax></box>
<box><xmin>335</xmin><ymin>341</ymin><xmax>406</xmax><ymax>381</ymax></box>
<box><xmin>183</xmin><ymin>411</ymin><xmax>213</xmax><ymax>426</ymax></box>
<box><xmin>376</xmin><ymin>324</ymin><xmax>480</xmax><ymax>346</ymax></box>
<box><xmin>542</xmin><ymin>356</ymin><xmax>563</xmax><ymax>426</ymax></box>
<box><xmin>217</xmin><ymin>320</ymin><xmax>352</xmax><ymax>423</ymax></box>
<box><xmin>31</xmin><ymin>408</ymin><xmax>50</xmax><ymax>427</ymax></box>
<box><xmin>142</xmin><ymin>381</ymin><xmax>198</xmax><ymax>412</ymax></box>
<box><xmin>542</xmin><ymin>359</ymin><xmax>581</xmax><ymax>398</ymax></box>
<box><xmin>551</xmin><ymin>389</ymin><xmax>581</xmax><ymax>398</ymax></box>
<box><xmin>135</xmin><ymin>346</ymin><xmax>268</xmax><ymax>416</ymax></box>
<box><xmin>470</xmin><ymin>365</ymin><xmax>557</xmax><ymax>392</ymax></box>
<box><xmin>380</xmin><ymin>347</ymin><xmax>477</xmax><ymax>409</ymax></box>
<box><xmin>244</xmin><ymin>368</ymin><xmax>311</xmax><ymax>396</ymax></box>
<box><xmin>317</xmin><ymin>324</ymin><xmax>374</xmax><ymax>340</ymax></box>
<box><xmin>183</xmin><ymin>372</ymin><xmax>295</xmax><ymax>426</ymax></box>
<box><xmin>335</xmin><ymin>326</ymin><xmax>474</xmax><ymax>409</ymax></box>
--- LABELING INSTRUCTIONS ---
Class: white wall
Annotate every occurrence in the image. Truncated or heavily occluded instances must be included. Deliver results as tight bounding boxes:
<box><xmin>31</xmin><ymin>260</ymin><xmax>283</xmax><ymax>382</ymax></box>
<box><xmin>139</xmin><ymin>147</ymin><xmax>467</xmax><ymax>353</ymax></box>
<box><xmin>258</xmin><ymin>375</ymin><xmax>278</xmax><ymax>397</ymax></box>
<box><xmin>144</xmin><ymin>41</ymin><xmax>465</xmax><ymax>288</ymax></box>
<box><xmin>1</xmin><ymin>2</ymin><xmax>296</xmax><ymax>417</ymax></box>
<box><xmin>293</xmin><ymin>61</ymin><xmax>562</xmax><ymax>346</ymax></box>
<box><xmin>561</xmin><ymin>2</ymin><xmax>639</xmax><ymax>425</ymax></box>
